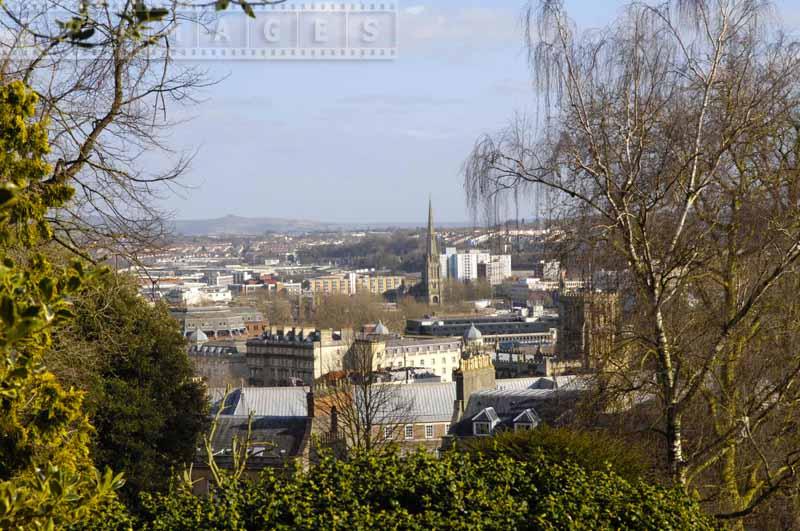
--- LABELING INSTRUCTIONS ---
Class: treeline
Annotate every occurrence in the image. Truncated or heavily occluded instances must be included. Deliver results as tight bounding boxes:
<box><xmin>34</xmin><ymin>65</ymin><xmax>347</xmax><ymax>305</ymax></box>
<box><xmin>297</xmin><ymin>233</ymin><xmax>425</xmax><ymax>273</ymax></box>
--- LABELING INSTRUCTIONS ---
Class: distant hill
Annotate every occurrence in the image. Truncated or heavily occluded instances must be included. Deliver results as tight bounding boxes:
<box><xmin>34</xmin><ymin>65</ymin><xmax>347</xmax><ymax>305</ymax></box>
<box><xmin>170</xmin><ymin>215</ymin><xmax>471</xmax><ymax>236</ymax></box>
<box><xmin>170</xmin><ymin>215</ymin><xmax>350</xmax><ymax>236</ymax></box>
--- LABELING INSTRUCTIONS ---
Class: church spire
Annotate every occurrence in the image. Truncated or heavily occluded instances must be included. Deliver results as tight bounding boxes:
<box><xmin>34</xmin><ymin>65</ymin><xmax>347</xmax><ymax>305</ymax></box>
<box><xmin>423</xmin><ymin>198</ymin><xmax>442</xmax><ymax>305</ymax></box>
<box><xmin>427</xmin><ymin>197</ymin><xmax>438</xmax><ymax>257</ymax></box>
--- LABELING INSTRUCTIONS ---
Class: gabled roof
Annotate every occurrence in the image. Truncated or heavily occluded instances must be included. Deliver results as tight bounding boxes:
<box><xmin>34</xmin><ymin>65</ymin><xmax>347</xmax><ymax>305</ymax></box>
<box><xmin>451</xmin><ymin>384</ymin><xmax>581</xmax><ymax>436</ymax></box>
<box><xmin>512</xmin><ymin>408</ymin><xmax>541</xmax><ymax>425</ymax></box>
<box><xmin>471</xmin><ymin>406</ymin><xmax>499</xmax><ymax>423</ymax></box>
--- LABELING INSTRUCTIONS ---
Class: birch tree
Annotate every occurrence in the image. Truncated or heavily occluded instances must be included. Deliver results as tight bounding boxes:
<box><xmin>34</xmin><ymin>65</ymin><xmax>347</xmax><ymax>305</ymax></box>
<box><xmin>465</xmin><ymin>0</ymin><xmax>800</xmax><ymax>522</ymax></box>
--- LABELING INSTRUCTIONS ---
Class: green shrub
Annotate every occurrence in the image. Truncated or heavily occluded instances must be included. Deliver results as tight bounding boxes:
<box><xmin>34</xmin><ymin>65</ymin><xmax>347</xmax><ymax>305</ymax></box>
<box><xmin>124</xmin><ymin>449</ymin><xmax>710</xmax><ymax>530</ymax></box>
<box><xmin>459</xmin><ymin>426</ymin><xmax>651</xmax><ymax>482</ymax></box>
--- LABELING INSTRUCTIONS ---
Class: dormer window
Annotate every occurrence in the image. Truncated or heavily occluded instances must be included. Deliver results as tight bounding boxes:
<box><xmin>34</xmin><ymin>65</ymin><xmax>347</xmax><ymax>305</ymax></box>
<box><xmin>512</xmin><ymin>408</ymin><xmax>541</xmax><ymax>432</ymax></box>
<box><xmin>474</xmin><ymin>422</ymin><xmax>491</xmax><ymax>436</ymax></box>
<box><xmin>471</xmin><ymin>407</ymin><xmax>499</xmax><ymax>436</ymax></box>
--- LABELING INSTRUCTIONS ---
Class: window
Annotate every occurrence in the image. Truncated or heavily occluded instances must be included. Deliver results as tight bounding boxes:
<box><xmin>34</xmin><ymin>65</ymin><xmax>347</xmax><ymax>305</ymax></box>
<box><xmin>383</xmin><ymin>426</ymin><xmax>392</xmax><ymax>439</ymax></box>
<box><xmin>473</xmin><ymin>422</ymin><xmax>491</xmax><ymax>436</ymax></box>
<box><xmin>444</xmin><ymin>423</ymin><xmax>451</xmax><ymax>435</ymax></box>
<box><xmin>425</xmin><ymin>425</ymin><xmax>434</xmax><ymax>439</ymax></box>
<box><xmin>404</xmin><ymin>424</ymin><xmax>414</xmax><ymax>439</ymax></box>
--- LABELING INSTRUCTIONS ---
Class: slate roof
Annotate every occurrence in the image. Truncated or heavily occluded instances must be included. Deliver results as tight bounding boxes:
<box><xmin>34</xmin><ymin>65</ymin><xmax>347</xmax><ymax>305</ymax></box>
<box><xmin>453</xmin><ymin>385</ymin><xmax>578</xmax><ymax>436</ymax></box>
<box><xmin>463</xmin><ymin>389</ymin><xmax>551</xmax><ymax>419</ymax></box>
<box><xmin>200</xmin><ymin>415</ymin><xmax>310</xmax><ymax>466</ymax></box>
<box><xmin>512</xmin><ymin>408</ymin><xmax>541</xmax><ymax>425</ymax></box>
<box><xmin>471</xmin><ymin>407</ymin><xmax>499</xmax><ymax>423</ymax></box>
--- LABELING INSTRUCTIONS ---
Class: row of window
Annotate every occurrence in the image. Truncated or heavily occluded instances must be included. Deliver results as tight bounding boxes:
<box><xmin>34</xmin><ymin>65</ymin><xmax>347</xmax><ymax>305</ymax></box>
<box><xmin>473</xmin><ymin>421</ymin><xmax>533</xmax><ymax>436</ymax></box>
<box><xmin>384</xmin><ymin>423</ymin><xmax>448</xmax><ymax>440</ymax></box>
<box><xmin>387</xmin><ymin>344</ymin><xmax>459</xmax><ymax>354</ymax></box>
<box><xmin>382</xmin><ymin>357</ymin><xmax>455</xmax><ymax>368</ymax></box>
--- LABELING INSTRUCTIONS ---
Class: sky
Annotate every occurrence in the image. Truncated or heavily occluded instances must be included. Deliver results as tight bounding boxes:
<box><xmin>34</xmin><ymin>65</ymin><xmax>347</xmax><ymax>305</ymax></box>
<box><xmin>157</xmin><ymin>0</ymin><xmax>800</xmax><ymax>225</ymax></box>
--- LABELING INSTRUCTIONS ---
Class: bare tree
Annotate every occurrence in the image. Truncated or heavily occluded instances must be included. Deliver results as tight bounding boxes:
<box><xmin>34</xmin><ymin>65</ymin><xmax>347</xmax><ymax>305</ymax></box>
<box><xmin>465</xmin><ymin>0</ymin><xmax>800</xmax><ymax>521</ymax></box>
<box><xmin>316</xmin><ymin>338</ymin><xmax>414</xmax><ymax>453</ymax></box>
<box><xmin>0</xmin><ymin>0</ymin><xmax>283</xmax><ymax>261</ymax></box>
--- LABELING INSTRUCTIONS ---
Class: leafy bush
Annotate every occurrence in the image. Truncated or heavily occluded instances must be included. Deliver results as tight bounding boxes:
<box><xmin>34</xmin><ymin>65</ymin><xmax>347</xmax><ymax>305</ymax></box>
<box><xmin>122</xmin><ymin>450</ymin><xmax>710</xmax><ymax>530</ymax></box>
<box><xmin>0</xmin><ymin>81</ymin><xmax>124</xmax><ymax>529</ymax></box>
<box><xmin>459</xmin><ymin>426</ymin><xmax>652</xmax><ymax>482</ymax></box>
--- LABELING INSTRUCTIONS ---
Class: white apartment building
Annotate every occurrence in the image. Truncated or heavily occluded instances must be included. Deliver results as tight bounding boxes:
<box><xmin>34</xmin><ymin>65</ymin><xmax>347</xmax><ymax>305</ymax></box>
<box><xmin>370</xmin><ymin>337</ymin><xmax>463</xmax><ymax>383</ymax></box>
<box><xmin>163</xmin><ymin>284</ymin><xmax>233</xmax><ymax>306</ymax></box>
<box><xmin>206</xmin><ymin>271</ymin><xmax>234</xmax><ymax>287</ymax></box>
<box><xmin>440</xmin><ymin>248</ymin><xmax>512</xmax><ymax>285</ymax></box>
<box><xmin>484</xmin><ymin>255</ymin><xmax>512</xmax><ymax>285</ymax></box>
<box><xmin>279</xmin><ymin>281</ymin><xmax>302</xmax><ymax>296</ymax></box>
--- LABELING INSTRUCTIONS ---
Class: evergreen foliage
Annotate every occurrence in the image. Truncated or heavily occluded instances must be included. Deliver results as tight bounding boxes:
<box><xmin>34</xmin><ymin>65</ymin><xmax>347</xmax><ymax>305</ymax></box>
<box><xmin>127</xmin><ymin>450</ymin><xmax>711</xmax><ymax>530</ymax></box>
<box><xmin>460</xmin><ymin>426</ymin><xmax>653</xmax><ymax>483</ymax></box>
<box><xmin>0</xmin><ymin>81</ymin><xmax>123</xmax><ymax>529</ymax></box>
<box><xmin>49</xmin><ymin>274</ymin><xmax>209</xmax><ymax>506</ymax></box>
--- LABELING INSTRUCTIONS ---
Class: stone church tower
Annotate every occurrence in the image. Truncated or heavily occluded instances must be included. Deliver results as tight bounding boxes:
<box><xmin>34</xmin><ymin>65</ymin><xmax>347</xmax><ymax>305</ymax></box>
<box><xmin>422</xmin><ymin>199</ymin><xmax>442</xmax><ymax>305</ymax></box>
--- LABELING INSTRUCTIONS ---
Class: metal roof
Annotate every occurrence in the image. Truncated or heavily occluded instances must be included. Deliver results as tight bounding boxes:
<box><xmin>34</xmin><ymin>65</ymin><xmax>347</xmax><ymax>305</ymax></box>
<box><xmin>552</xmin><ymin>375</ymin><xmax>591</xmax><ymax>391</ymax></box>
<box><xmin>374</xmin><ymin>382</ymin><xmax>456</xmax><ymax>423</ymax></box>
<box><xmin>208</xmin><ymin>387</ymin><xmax>309</xmax><ymax>417</ymax></box>
<box><xmin>496</xmin><ymin>377</ymin><xmax>557</xmax><ymax>390</ymax></box>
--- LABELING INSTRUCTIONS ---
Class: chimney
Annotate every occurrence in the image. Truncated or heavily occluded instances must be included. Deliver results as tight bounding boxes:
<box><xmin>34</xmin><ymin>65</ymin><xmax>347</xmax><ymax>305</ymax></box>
<box><xmin>453</xmin><ymin>353</ymin><xmax>496</xmax><ymax>416</ymax></box>
<box><xmin>330</xmin><ymin>405</ymin><xmax>338</xmax><ymax>436</ymax></box>
<box><xmin>455</xmin><ymin>368</ymin><xmax>465</xmax><ymax>404</ymax></box>
<box><xmin>306</xmin><ymin>391</ymin><xmax>315</xmax><ymax>418</ymax></box>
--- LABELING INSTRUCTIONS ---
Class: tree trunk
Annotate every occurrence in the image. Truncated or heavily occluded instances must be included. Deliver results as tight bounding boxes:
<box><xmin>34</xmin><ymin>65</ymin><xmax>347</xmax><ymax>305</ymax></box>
<box><xmin>667</xmin><ymin>404</ymin><xmax>686</xmax><ymax>485</ymax></box>
<box><xmin>655</xmin><ymin>307</ymin><xmax>686</xmax><ymax>485</ymax></box>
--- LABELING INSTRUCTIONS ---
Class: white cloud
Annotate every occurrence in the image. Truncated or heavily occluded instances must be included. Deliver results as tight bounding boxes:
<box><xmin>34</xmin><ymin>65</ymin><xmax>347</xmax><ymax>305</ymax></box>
<box><xmin>400</xmin><ymin>6</ymin><xmax>522</xmax><ymax>54</ymax></box>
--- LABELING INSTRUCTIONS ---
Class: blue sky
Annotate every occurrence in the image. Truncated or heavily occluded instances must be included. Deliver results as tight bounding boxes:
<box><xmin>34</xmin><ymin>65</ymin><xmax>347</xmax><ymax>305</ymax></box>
<box><xmin>160</xmin><ymin>0</ymin><xmax>800</xmax><ymax>224</ymax></box>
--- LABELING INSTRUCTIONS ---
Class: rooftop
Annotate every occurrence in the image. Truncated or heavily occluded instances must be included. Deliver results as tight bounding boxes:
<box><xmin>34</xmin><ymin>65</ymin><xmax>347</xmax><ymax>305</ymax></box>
<box><xmin>209</xmin><ymin>387</ymin><xmax>310</xmax><ymax>417</ymax></box>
